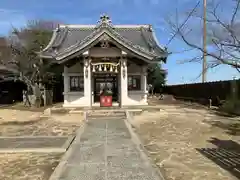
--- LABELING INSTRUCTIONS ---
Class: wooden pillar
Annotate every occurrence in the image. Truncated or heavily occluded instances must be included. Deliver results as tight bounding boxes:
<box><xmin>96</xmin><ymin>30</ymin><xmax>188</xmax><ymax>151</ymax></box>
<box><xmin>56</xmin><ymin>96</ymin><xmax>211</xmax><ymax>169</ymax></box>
<box><xmin>141</xmin><ymin>66</ymin><xmax>148</xmax><ymax>103</ymax></box>
<box><xmin>83</xmin><ymin>56</ymin><xmax>92</xmax><ymax>107</ymax></box>
<box><xmin>63</xmin><ymin>66</ymin><xmax>69</xmax><ymax>105</ymax></box>
<box><xmin>120</xmin><ymin>57</ymin><xmax>128</xmax><ymax>107</ymax></box>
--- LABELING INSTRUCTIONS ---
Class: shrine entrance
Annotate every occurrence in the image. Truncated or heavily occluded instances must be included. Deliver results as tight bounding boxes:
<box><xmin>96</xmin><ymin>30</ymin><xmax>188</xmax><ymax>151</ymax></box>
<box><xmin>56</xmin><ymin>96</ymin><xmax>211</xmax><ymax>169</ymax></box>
<box><xmin>91</xmin><ymin>60</ymin><xmax>120</xmax><ymax>105</ymax></box>
<box><xmin>93</xmin><ymin>73</ymin><xmax>119</xmax><ymax>103</ymax></box>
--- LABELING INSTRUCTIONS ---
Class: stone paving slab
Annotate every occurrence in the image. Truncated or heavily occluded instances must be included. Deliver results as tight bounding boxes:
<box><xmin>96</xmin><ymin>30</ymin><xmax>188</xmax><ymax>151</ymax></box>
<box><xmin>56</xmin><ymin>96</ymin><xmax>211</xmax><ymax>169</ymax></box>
<box><xmin>0</xmin><ymin>136</ymin><xmax>74</xmax><ymax>153</ymax></box>
<box><xmin>50</xmin><ymin>117</ymin><xmax>163</xmax><ymax>180</ymax></box>
<box><xmin>68</xmin><ymin>144</ymin><xmax>105</xmax><ymax>164</ymax></box>
<box><xmin>59</xmin><ymin>163</ymin><xmax>106</xmax><ymax>180</ymax></box>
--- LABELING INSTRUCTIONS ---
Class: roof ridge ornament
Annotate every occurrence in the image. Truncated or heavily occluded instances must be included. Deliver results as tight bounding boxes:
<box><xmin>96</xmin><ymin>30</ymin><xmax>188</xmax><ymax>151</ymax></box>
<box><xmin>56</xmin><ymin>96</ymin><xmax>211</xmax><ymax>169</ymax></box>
<box><xmin>148</xmin><ymin>25</ymin><xmax>153</xmax><ymax>32</ymax></box>
<box><xmin>97</xmin><ymin>14</ymin><xmax>112</xmax><ymax>27</ymax></box>
<box><xmin>100</xmin><ymin>14</ymin><xmax>111</xmax><ymax>23</ymax></box>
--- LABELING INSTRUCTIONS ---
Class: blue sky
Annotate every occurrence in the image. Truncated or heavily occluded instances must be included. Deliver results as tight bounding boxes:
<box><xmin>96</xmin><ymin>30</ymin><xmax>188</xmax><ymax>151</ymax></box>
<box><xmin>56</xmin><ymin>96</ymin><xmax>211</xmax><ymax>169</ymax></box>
<box><xmin>0</xmin><ymin>0</ymin><xmax>238</xmax><ymax>85</ymax></box>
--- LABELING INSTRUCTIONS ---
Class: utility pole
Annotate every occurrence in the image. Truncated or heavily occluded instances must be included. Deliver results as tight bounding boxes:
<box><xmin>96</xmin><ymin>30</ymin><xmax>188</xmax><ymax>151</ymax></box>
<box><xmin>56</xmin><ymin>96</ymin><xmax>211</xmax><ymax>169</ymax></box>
<box><xmin>202</xmin><ymin>0</ymin><xmax>207</xmax><ymax>82</ymax></box>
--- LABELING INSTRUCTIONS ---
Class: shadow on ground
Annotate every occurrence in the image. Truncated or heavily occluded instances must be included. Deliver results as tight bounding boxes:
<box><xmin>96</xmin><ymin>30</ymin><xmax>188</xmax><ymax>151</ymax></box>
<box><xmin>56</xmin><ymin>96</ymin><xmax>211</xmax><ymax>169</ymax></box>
<box><xmin>197</xmin><ymin>138</ymin><xmax>240</xmax><ymax>179</ymax></box>
<box><xmin>210</xmin><ymin>121</ymin><xmax>240</xmax><ymax>136</ymax></box>
<box><xmin>0</xmin><ymin>117</ymin><xmax>46</xmax><ymax>126</ymax></box>
<box><xmin>0</xmin><ymin>102</ymin><xmax>63</xmax><ymax>112</ymax></box>
<box><xmin>0</xmin><ymin>103</ymin><xmax>47</xmax><ymax>112</ymax></box>
<box><xmin>148</xmin><ymin>94</ymin><xmax>211</xmax><ymax>110</ymax></box>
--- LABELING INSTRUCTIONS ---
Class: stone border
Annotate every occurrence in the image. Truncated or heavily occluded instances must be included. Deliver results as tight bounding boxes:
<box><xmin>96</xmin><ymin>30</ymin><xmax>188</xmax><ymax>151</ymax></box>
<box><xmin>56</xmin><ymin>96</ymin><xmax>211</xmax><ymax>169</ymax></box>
<box><xmin>0</xmin><ymin>136</ymin><xmax>75</xmax><ymax>153</ymax></box>
<box><xmin>48</xmin><ymin>112</ymin><xmax>87</xmax><ymax>180</ymax></box>
<box><xmin>125</xmin><ymin>110</ymin><xmax>166</xmax><ymax>180</ymax></box>
<box><xmin>0</xmin><ymin>136</ymin><xmax>69</xmax><ymax>139</ymax></box>
<box><xmin>0</xmin><ymin>148</ymin><xmax>66</xmax><ymax>153</ymax></box>
<box><xmin>61</xmin><ymin>136</ymin><xmax>75</xmax><ymax>151</ymax></box>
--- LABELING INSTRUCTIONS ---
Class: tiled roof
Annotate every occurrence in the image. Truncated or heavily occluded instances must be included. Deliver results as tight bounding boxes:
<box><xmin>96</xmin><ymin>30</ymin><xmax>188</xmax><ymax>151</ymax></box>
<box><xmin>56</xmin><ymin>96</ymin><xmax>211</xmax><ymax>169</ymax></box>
<box><xmin>40</xmin><ymin>16</ymin><xmax>168</xmax><ymax>62</ymax></box>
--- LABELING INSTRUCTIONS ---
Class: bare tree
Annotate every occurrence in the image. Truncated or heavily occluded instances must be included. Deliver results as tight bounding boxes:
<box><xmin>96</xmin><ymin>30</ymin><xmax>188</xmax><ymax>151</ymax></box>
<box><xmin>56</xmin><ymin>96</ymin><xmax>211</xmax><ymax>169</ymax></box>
<box><xmin>6</xmin><ymin>20</ymin><xmax>59</xmax><ymax>106</ymax></box>
<box><xmin>167</xmin><ymin>0</ymin><xmax>240</xmax><ymax>72</ymax></box>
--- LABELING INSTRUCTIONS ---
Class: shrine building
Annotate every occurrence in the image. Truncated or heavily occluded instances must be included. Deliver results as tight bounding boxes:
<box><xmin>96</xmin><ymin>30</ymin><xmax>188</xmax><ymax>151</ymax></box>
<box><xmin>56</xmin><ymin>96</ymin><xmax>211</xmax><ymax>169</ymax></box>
<box><xmin>40</xmin><ymin>15</ymin><xmax>168</xmax><ymax>107</ymax></box>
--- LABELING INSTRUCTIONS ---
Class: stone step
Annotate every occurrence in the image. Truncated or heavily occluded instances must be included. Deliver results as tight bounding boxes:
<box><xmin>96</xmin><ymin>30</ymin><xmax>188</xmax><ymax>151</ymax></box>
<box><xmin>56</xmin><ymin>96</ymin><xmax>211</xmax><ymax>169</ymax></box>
<box><xmin>88</xmin><ymin>115</ymin><xmax>126</xmax><ymax>119</ymax></box>
<box><xmin>87</xmin><ymin>110</ymin><xmax>126</xmax><ymax>120</ymax></box>
<box><xmin>88</xmin><ymin>111</ymin><xmax>125</xmax><ymax>116</ymax></box>
<box><xmin>87</xmin><ymin>116</ymin><xmax>126</xmax><ymax>121</ymax></box>
<box><xmin>88</xmin><ymin>113</ymin><xmax>126</xmax><ymax>116</ymax></box>
<box><xmin>69</xmin><ymin>110</ymin><xmax>84</xmax><ymax>114</ymax></box>
<box><xmin>88</xmin><ymin>116</ymin><xmax>126</xmax><ymax>119</ymax></box>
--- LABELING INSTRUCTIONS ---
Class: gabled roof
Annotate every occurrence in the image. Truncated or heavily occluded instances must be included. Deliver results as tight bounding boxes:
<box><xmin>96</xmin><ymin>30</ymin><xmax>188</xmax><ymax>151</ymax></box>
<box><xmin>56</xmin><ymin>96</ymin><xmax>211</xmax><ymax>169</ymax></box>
<box><xmin>40</xmin><ymin>15</ymin><xmax>168</xmax><ymax>63</ymax></box>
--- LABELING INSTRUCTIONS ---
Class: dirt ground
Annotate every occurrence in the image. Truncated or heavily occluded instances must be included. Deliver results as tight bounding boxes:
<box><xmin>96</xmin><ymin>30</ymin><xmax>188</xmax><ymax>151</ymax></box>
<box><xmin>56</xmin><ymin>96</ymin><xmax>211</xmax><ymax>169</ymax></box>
<box><xmin>0</xmin><ymin>107</ymin><xmax>83</xmax><ymax>136</ymax></box>
<box><xmin>0</xmin><ymin>153</ymin><xmax>62</xmax><ymax>180</ymax></box>
<box><xmin>133</xmin><ymin>104</ymin><xmax>240</xmax><ymax>180</ymax></box>
<box><xmin>0</xmin><ymin>104</ymin><xmax>82</xmax><ymax>180</ymax></box>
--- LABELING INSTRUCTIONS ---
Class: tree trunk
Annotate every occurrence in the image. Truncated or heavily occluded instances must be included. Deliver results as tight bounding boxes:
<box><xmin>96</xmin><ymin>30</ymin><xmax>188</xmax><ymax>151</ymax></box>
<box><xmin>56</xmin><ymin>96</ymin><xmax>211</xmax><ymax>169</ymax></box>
<box><xmin>33</xmin><ymin>83</ymin><xmax>41</xmax><ymax>108</ymax></box>
<box><xmin>151</xmin><ymin>88</ymin><xmax>154</xmax><ymax>96</ymax></box>
<box><xmin>23</xmin><ymin>90</ymin><xmax>31</xmax><ymax>106</ymax></box>
<box><xmin>43</xmin><ymin>88</ymin><xmax>53</xmax><ymax>106</ymax></box>
<box><xmin>23</xmin><ymin>83</ymin><xmax>42</xmax><ymax>107</ymax></box>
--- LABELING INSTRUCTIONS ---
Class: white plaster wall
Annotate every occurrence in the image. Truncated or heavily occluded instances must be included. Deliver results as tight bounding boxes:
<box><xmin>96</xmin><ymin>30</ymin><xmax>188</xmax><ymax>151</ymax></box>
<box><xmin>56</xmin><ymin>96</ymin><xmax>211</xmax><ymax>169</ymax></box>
<box><xmin>62</xmin><ymin>47</ymin><xmax>148</xmax><ymax>107</ymax></box>
<box><xmin>63</xmin><ymin>47</ymin><xmax>119</xmax><ymax>108</ymax></box>
<box><xmin>122</xmin><ymin>64</ymin><xmax>148</xmax><ymax>106</ymax></box>
<box><xmin>62</xmin><ymin>63</ymin><xmax>90</xmax><ymax>108</ymax></box>
<box><xmin>63</xmin><ymin>92</ymin><xmax>89</xmax><ymax>107</ymax></box>
<box><xmin>123</xmin><ymin>91</ymin><xmax>148</xmax><ymax>106</ymax></box>
<box><xmin>127</xmin><ymin>91</ymin><xmax>147</xmax><ymax>105</ymax></box>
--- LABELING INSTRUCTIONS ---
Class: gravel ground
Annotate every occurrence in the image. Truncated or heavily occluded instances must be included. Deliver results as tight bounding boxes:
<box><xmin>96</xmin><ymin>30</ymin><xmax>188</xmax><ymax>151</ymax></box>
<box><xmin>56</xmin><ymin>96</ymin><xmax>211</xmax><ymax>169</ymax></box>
<box><xmin>0</xmin><ymin>109</ymin><xmax>83</xmax><ymax>136</ymax></box>
<box><xmin>0</xmin><ymin>153</ymin><xmax>63</xmax><ymax>180</ymax></box>
<box><xmin>133</xmin><ymin>104</ymin><xmax>240</xmax><ymax>180</ymax></box>
<box><xmin>0</xmin><ymin>105</ymin><xmax>81</xmax><ymax>180</ymax></box>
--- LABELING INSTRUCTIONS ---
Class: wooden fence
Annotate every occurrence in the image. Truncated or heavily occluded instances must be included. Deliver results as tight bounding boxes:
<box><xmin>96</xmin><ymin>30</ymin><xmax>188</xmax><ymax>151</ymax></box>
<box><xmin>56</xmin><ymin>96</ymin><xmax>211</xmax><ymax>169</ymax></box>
<box><xmin>164</xmin><ymin>79</ymin><xmax>239</xmax><ymax>106</ymax></box>
<box><xmin>0</xmin><ymin>80</ymin><xmax>27</xmax><ymax>104</ymax></box>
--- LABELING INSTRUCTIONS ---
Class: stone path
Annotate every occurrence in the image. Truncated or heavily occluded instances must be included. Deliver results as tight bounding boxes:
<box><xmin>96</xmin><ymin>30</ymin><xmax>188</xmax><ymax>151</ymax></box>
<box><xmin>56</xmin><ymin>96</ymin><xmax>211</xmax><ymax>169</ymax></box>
<box><xmin>0</xmin><ymin>136</ymin><xmax>74</xmax><ymax>153</ymax></box>
<box><xmin>51</xmin><ymin>115</ymin><xmax>163</xmax><ymax>180</ymax></box>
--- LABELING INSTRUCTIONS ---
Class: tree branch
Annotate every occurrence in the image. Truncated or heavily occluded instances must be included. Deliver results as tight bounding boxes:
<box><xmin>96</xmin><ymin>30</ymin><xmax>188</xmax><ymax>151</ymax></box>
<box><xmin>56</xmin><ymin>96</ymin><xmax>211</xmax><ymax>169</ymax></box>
<box><xmin>166</xmin><ymin>0</ymin><xmax>240</xmax><ymax>71</ymax></box>
<box><xmin>231</xmin><ymin>0</ymin><xmax>240</xmax><ymax>26</ymax></box>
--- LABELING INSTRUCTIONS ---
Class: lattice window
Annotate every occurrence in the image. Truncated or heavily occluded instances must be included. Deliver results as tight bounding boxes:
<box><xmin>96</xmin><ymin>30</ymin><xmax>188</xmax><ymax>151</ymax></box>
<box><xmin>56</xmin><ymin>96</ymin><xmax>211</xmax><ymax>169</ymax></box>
<box><xmin>128</xmin><ymin>75</ymin><xmax>141</xmax><ymax>90</ymax></box>
<box><xmin>69</xmin><ymin>76</ymin><xmax>84</xmax><ymax>91</ymax></box>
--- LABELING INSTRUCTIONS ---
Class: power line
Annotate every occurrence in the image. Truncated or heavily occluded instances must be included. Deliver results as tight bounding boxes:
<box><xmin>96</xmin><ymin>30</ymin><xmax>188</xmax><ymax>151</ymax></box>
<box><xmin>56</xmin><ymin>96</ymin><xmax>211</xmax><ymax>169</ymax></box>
<box><xmin>166</xmin><ymin>0</ymin><xmax>201</xmax><ymax>46</ymax></box>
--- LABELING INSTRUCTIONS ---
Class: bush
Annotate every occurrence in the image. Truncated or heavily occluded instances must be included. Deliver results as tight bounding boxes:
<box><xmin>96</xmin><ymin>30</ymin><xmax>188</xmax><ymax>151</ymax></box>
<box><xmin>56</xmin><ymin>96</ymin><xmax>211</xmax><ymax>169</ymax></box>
<box><xmin>219</xmin><ymin>97</ymin><xmax>240</xmax><ymax>116</ymax></box>
<box><xmin>101</xmin><ymin>89</ymin><xmax>113</xmax><ymax>96</ymax></box>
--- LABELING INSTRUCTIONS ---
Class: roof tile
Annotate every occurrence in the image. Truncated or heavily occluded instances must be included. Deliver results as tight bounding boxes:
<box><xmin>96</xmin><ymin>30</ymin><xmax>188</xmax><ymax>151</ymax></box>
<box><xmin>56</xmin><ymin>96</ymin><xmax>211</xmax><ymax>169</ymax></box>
<box><xmin>41</xmin><ymin>23</ymin><xmax>167</xmax><ymax>61</ymax></box>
